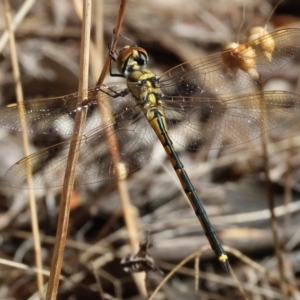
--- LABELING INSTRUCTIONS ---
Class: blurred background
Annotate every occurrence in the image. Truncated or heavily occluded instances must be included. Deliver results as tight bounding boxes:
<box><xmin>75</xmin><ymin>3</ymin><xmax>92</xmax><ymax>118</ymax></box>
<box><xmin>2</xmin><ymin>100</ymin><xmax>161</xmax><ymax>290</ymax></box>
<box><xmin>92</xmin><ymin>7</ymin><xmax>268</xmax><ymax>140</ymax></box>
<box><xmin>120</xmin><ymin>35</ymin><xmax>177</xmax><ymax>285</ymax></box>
<box><xmin>0</xmin><ymin>0</ymin><xmax>300</xmax><ymax>299</ymax></box>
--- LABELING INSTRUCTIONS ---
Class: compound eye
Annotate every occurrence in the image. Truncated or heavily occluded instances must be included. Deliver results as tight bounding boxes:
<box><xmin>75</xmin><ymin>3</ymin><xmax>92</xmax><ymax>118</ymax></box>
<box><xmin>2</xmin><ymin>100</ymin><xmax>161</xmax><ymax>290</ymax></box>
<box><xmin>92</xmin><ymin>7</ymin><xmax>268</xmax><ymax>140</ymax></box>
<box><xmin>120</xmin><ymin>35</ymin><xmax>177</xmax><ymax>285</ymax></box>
<box><xmin>116</xmin><ymin>46</ymin><xmax>134</xmax><ymax>74</ymax></box>
<box><xmin>134</xmin><ymin>47</ymin><xmax>148</xmax><ymax>67</ymax></box>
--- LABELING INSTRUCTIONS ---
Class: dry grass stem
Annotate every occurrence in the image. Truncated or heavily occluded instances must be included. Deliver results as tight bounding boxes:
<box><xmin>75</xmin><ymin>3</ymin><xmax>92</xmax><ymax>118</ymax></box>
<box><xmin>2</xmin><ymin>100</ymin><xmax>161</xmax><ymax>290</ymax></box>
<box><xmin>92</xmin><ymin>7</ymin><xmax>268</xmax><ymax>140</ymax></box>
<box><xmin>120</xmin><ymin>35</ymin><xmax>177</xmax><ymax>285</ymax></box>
<box><xmin>93</xmin><ymin>0</ymin><xmax>147</xmax><ymax>296</ymax></box>
<box><xmin>3</xmin><ymin>0</ymin><xmax>44</xmax><ymax>298</ymax></box>
<box><xmin>0</xmin><ymin>0</ymin><xmax>36</xmax><ymax>52</ymax></box>
<box><xmin>1</xmin><ymin>1</ymin><xmax>300</xmax><ymax>298</ymax></box>
<box><xmin>45</xmin><ymin>1</ymin><xmax>92</xmax><ymax>299</ymax></box>
<box><xmin>258</xmin><ymin>87</ymin><xmax>288</xmax><ymax>299</ymax></box>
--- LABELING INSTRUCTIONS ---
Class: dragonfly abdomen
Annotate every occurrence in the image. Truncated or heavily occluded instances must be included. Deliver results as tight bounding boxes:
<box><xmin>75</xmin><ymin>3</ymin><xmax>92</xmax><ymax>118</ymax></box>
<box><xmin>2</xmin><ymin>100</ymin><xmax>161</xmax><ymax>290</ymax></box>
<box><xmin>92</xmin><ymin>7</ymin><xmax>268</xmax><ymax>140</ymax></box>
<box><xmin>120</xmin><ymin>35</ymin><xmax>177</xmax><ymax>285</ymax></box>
<box><xmin>147</xmin><ymin>107</ymin><xmax>229</xmax><ymax>272</ymax></box>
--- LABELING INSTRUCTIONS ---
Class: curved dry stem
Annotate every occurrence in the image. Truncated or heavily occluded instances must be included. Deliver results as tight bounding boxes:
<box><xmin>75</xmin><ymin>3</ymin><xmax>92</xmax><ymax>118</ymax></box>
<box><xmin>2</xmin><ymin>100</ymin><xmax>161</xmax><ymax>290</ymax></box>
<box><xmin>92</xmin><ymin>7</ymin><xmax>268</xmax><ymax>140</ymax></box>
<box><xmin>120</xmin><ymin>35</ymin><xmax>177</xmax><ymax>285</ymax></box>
<box><xmin>94</xmin><ymin>0</ymin><xmax>146</xmax><ymax>296</ymax></box>
<box><xmin>149</xmin><ymin>244</ymin><xmax>297</xmax><ymax>300</ymax></box>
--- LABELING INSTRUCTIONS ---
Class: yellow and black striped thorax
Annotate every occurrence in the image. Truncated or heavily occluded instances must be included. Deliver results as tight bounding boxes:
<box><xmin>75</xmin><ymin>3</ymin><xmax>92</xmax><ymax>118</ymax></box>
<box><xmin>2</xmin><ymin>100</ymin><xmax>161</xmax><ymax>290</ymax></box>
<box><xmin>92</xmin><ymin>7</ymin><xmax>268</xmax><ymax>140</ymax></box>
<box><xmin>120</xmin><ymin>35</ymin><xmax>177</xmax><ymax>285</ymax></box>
<box><xmin>116</xmin><ymin>45</ymin><xmax>163</xmax><ymax>108</ymax></box>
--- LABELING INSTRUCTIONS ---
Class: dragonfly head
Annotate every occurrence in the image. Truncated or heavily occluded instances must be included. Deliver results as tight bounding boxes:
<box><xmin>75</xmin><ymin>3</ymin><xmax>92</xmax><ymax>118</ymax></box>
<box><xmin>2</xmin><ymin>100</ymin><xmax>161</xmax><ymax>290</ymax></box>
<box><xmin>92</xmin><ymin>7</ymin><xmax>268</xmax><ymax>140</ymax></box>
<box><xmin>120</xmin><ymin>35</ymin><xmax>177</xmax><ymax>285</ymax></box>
<box><xmin>116</xmin><ymin>45</ymin><xmax>148</xmax><ymax>77</ymax></box>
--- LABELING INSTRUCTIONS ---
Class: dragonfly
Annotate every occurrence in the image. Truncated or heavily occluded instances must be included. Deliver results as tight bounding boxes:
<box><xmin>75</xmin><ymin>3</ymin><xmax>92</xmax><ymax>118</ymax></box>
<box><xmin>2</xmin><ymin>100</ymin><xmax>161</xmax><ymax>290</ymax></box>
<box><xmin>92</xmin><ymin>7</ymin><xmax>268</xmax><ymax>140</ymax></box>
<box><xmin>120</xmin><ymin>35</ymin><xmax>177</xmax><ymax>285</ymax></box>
<box><xmin>1</xmin><ymin>28</ymin><xmax>300</xmax><ymax>272</ymax></box>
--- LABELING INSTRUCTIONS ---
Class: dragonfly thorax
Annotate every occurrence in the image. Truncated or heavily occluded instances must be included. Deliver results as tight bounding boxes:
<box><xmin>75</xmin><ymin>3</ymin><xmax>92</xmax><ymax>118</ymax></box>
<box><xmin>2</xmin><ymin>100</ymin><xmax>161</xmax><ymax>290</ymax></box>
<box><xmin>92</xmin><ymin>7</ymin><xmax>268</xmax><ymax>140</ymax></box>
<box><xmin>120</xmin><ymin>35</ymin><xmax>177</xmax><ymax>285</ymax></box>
<box><xmin>116</xmin><ymin>45</ymin><xmax>163</xmax><ymax>109</ymax></box>
<box><xmin>127</xmin><ymin>69</ymin><xmax>163</xmax><ymax>108</ymax></box>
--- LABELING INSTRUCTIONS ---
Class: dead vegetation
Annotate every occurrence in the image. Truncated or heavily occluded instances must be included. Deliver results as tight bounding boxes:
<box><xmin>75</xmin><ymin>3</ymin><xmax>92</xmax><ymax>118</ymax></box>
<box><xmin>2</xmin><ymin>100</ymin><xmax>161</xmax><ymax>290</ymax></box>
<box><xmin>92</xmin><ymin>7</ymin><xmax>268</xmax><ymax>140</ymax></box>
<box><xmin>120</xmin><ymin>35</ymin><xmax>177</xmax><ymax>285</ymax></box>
<box><xmin>0</xmin><ymin>0</ymin><xmax>300</xmax><ymax>299</ymax></box>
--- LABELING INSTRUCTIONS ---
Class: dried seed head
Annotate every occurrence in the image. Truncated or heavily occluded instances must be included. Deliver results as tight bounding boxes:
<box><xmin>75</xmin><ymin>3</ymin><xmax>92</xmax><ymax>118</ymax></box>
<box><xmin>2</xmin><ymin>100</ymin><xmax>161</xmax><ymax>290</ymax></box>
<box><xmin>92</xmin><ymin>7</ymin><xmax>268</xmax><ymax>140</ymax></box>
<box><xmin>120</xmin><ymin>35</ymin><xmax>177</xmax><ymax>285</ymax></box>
<box><xmin>246</xmin><ymin>26</ymin><xmax>275</xmax><ymax>62</ymax></box>
<box><xmin>222</xmin><ymin>43</ymin><xmax>258</xmax><ymax>80</ymax></box>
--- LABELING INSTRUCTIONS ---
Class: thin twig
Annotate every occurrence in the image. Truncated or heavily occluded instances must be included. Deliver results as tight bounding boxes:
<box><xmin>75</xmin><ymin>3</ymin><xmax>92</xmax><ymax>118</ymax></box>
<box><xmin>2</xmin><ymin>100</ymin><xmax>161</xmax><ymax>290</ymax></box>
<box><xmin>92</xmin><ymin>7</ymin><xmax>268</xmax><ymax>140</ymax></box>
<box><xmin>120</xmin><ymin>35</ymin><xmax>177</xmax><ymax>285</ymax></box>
<box><xmin>2</xmin><ymin>0</ymin><xmax>44</xmax><ymax>298</ymax></box>
<box><xmin>93</xmin><ymin>0</ymin><xmax>147</xmax><ymax>296</ymax></box>
<box><xmin>258</xmin><ymin>86</ymin><xmax>288</xmax><ymax>299</ymax></box>
<box><xmin>91</xmin><ymin>0</ymin><xmax>104</xmax><ymax>81</ymax></box>
<box><xmin>45</xmin><ymin>1</ymin><xmax>92</xmax><ymax>299</ymax></box>
<box><xmin>283</xmin><ymin>141</ymin><xmax>293</xmax><ymax>240</ymax></box>
<box><xmin>96</xmin><ymin>0</ymin><xmax>127</xmax><ymax>86</ymax></box>
<box><xmin>236</xmin><ymin>0</ymin><xmax>247</xmax><ymax>44</ymax></box>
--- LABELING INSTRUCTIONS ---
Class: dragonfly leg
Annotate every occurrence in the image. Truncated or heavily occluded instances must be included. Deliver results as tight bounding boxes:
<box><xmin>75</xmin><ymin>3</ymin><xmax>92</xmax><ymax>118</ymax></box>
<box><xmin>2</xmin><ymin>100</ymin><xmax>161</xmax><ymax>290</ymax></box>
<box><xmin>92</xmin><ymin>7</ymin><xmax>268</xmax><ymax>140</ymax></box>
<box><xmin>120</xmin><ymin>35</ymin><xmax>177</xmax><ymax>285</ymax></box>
<box><xmin>101</xmin><ymin>86</ymin><xmax>130</xmax><ymax>98</ymax></box>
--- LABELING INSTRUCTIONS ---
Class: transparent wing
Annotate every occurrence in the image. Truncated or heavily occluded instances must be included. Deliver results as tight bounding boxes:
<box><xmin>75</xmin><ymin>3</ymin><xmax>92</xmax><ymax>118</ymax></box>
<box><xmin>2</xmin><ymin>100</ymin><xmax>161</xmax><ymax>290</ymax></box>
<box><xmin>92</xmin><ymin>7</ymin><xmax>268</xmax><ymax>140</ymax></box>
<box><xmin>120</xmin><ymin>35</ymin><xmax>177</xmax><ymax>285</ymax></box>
<box><xmin>163</xmin><ymin>91</ymin><xmax>300</xmax><ymax>150</ymax></box>
<box><xmin>0</xmin><ymin>84</ymin><xmax>133</xmax><ymax>135</ymax></box>
<box><xmin>160</xmin><ymin>28</ymin><xmax>300</xmax><ymax>97</ymax></box>
<box><xmin>4</xmin><ymin>97</ymin><xmax>156</xmax><ymax>188</ymax></box>
<box><xmin>1</xmin><ymin>29</ymin><xmax>299</xmax><ymax>137</ymax></box>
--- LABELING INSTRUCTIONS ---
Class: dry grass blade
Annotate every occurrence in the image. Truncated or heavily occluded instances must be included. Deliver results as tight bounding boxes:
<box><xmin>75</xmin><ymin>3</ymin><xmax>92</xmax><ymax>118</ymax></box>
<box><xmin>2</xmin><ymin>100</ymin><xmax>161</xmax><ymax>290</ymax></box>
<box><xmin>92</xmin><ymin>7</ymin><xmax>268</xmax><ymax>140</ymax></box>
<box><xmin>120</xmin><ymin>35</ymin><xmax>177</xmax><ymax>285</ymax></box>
<box><xmin>0</xmin><ymin>0</ymin><xmax>36</xmax><ymax>52</ymax></box>
<box><xmin>2</xmin><ymin>0</ymin><xmax>44</xmax><ymax>298</ymax></box>
<box><xmin>1</xmin><ymin>1</ymin><xmax>300</xmax><ymax>298</ymax></box>
<box><xmin>148</xmin><ymin>245</ymin><xmax>212</xmax><ymax>300</ymax></box>
<box><xmin>149</xmin><ymin>245</ymin><xmax>295</xmax><ymax>300</ymax></box>
<box><xmin>283</xmin><ymin>143</ymin><xmax>293</xmax><ymax>239</ymax></box>
<box><xmin>94</xmin><ymin>0</ymin><xmax>147</xmax><ymax>296</ymax></box>
<box><xmin>45</xmin><ymin>1</ymin><xmax>92</xmax><ymax>299</ymax></box>
<box><xmin>258</xmin><ymin>86</ymin><xmax>288</xmax><ymax>299</ymax></box>
<box><xmin>0</xmin><ymin>257</ymin><xmax>65</xmax><ymax>280</ymax></box>
<box><xmin>253</xmin><ymin>7</ymin><xmax>290</xmax><ymax>295</ymax></box>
